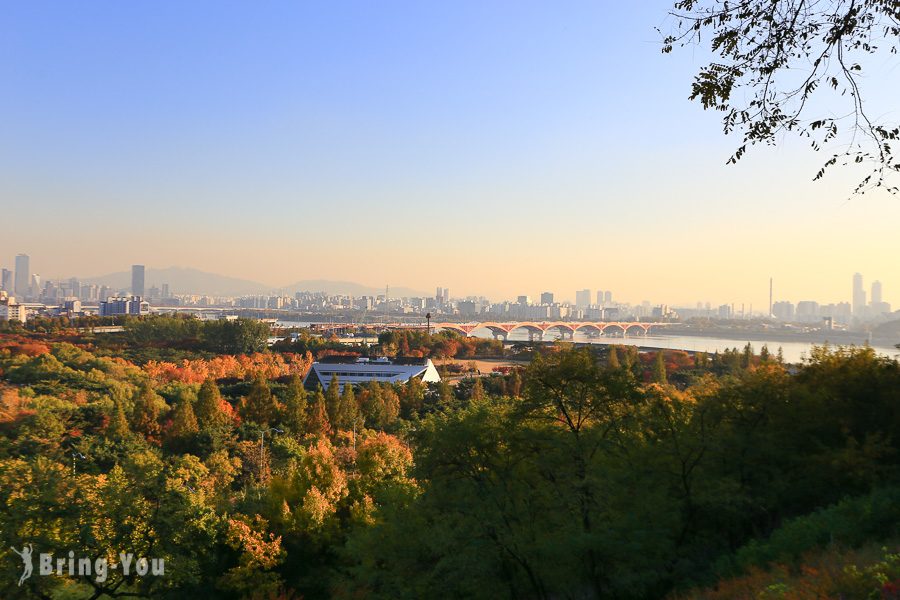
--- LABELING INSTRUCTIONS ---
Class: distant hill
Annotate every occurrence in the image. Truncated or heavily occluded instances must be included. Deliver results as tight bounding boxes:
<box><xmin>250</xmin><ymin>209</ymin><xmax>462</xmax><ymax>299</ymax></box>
<box><xmin>81</xmin><ymin>267</ymin><xmax>271</xmax><ymax>296</ymax></box>
<box><xmin>81</xmin><ymin>267</ymin><xmax>428</xmax><ymax>298</ymax></box>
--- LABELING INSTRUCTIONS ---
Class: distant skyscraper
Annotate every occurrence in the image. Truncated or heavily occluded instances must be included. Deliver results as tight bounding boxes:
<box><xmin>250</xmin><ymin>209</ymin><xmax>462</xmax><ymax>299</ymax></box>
<box><xmin>604</xmin><ymin>291</ymin><xmax>612</xmax><ymax>304</ymax></box>
<box><xmin>872</xmin><ymin>280</ymin><xmax>883</xmax><ymax>304</ymax></box>
<box><xmin>596</xmin><ymin>290</ymin><xmax>605</xmax><ymax>305</ymax></box>
<box><xmin>852</xmin><ymin>272</ymin><xmax>866</xmax><ymax>316</ymax></box>
<box><xmin>575</xmin><ymin>289</ymin><xmax>591</xmax><ymax>308</ymax></box>
<box><xmin>132</xmin><ymin>265</ymin><xmax>145</xmax><ymax>296</ymax></box>
<box><xmin>14</xmin><ymin>254</ymin><xmax>30</xmax><ymax>296</ymax></box>
<box><xmin>68</xmin><ymin>277</ymin><xmax>81</xmax><ymax>299</ymax></box>
<box><xmin>0</xmin><ymin>268</ymin><xmax>11</xmax><ymax>292</ymax></box>
<box><xmin>540</xmin><ymin>291</ymin><xmax>554</xmax><ymax>305</ymax></box>
<box><xmin>161</xmin><ymin>283</ymin><xmax>170</xmax><ymax>298</ymax></box>
<box><xmin>769</xmin><ymin>277</ymin><xmax>773</xmax><ymax>316</ymax></box>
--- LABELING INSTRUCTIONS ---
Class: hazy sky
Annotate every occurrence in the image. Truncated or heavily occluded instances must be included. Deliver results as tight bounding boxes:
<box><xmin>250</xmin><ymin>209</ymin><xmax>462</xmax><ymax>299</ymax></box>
<box><xmin>2</xmin><ymin>1</ymin><xmax>898</xmax><ymax>307</ymax></box>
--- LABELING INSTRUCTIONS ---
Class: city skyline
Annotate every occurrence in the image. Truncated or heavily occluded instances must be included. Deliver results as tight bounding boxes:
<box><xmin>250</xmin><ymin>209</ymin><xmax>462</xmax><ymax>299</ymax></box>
<box><xmin>0</xmin><ymin>252</ymin><xmax>894</xmax><ymax>313</ymax></box>
<box><xmin>3</xmin><ymin>2</ymin><xmax>899</xmax><ymax>309</ymax></box>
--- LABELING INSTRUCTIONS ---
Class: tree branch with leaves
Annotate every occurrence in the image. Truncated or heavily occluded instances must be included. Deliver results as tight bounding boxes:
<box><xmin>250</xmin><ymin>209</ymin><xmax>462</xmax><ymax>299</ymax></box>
<box><xmin>662</xmin><ymin>0</ymin><xmax>900</xmax><ymax>194</ymax></box>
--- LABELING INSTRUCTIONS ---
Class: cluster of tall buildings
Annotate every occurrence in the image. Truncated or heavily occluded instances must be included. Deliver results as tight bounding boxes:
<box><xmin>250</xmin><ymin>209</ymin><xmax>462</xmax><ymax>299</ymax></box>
<box><xmin>435</xmin><ymin>287</ymin><xmax>450</xmax><ymax>309</ymax></box>
<box><xmin>0</xmin><ymin>254</ymin><xmax>38</xmax><ymax>299</ymax></box>
<box><xmin>0</xmin><ymin>258</ymin><xmax>164</xmax><ymax>304</ymax></box>
<box><xmin>852</xmin><ymin>272</ymin><xmax>890</xmax><ymax>318</ymax></box>
<box><xmin>574</xmin><ymin>289</ymin><xmax>613</xmax><ymax>309</ymax></box>
<box><xmin>769</xmin><ymin>273</ymin><xmax>891</xmax><ymax>325</ymax></box>
<box><xmin>0</xmin><ymin>258</ymin><xmax>157</xmax><ymax>321</ymax></box>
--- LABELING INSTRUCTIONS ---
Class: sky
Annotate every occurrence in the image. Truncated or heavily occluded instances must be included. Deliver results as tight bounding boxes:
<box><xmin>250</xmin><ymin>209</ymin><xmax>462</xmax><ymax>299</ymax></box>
<box><xmin>1</xmin><ymin>1</ymin><xmax>898</xmax><ymax>308</ymax></box>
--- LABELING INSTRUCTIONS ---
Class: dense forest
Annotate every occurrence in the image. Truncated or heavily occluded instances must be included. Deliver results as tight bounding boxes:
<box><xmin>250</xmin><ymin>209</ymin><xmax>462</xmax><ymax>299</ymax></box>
<box><xmin>1</xmin><ymin>317</ymin><xmax>900</xmax><ymax>598</ymax></box>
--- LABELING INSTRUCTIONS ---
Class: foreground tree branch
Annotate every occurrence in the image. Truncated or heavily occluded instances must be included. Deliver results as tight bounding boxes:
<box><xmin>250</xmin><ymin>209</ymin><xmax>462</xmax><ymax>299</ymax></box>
<box><xmin>661</xmin><ymin>0</ymin><xmax>900</xmax><ymax>195</ymax></box>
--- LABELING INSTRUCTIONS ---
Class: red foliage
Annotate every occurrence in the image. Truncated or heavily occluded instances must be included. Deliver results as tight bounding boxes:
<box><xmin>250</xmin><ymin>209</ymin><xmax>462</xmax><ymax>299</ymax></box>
<box><xmin>144</xmin><ymin>352</ymin><xmax>313</xmax><ymax>384</ymax></box>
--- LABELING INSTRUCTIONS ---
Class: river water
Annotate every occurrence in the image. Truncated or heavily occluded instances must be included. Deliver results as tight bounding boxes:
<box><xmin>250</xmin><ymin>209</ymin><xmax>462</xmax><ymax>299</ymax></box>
<box><xmin>496</xmin><ymin>330</ymin><xmax>898</xmax><ymax>364</ymax></box>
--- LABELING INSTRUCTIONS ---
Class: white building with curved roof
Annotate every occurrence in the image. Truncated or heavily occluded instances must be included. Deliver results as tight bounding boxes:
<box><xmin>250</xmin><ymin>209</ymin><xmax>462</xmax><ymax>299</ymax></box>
<box><xmin>304</xmin><ymin>356</ymin><xmax>441</xmax><ymax>392</ymax></box>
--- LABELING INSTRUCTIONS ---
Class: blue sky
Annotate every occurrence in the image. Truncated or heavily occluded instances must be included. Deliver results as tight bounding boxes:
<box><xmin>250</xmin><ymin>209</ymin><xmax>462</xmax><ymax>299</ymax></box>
<box><xmin>2</xmin><ymin>1</ymin><xmax>898</xmax><ymax>307</ymax></box>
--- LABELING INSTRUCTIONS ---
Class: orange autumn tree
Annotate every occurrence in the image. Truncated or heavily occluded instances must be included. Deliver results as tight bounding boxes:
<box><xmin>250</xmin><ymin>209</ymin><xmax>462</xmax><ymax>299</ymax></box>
<box><xmin>144</xmin><ymin>352</ymin><xmax>313</xmax><ymax>384</ymax></box>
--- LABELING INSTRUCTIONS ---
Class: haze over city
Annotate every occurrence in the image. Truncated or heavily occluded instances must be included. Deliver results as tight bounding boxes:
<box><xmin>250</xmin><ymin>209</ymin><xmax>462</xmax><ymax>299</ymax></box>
<box><xmin>2</xmin><ymin>1</ymin><xmax>898</xmax><ymax>308</ymax></box>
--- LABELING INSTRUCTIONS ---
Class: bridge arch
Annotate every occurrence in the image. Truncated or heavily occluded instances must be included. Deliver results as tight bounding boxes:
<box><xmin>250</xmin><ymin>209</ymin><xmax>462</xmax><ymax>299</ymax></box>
<box><xmin>542</xmin><ymin>322</ymin><xmax>575</xmax><ymax>333</ymax></box>
<box><xmin>507</xmin><ymin>322</ymin><xmax>545</xmax><ymax>334</ymax></box>
<box><xmin>602</xmin><ymin>323</ymin><xmax>628</xmax><ymax>336</ymax></box>
<box><xmin>435</xmin><ymin>324</ymin><xmax>470</xmax><ymax>336</ymax></box>
<box><xmin>574</xmin><ymin>323</ymin><xmax>604</xmax><ymax>335</ymax></box>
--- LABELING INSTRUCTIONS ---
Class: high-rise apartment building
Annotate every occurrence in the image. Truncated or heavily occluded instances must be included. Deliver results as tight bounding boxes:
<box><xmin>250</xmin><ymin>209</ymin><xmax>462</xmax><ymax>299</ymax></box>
<box><xmin>796</xmin><ymin>300</ymin><xmax>820</xmax><ymax>322</ymax></box>
<box><xmin>852</xmin><ymin>272</ymin><xmax>866</xmax><ymax>316</ymax></box>
<box><xmin>872</xmin><ymin>280</ymin><xmax>883</xmax><ymax>304</ymax></box>
<box><xmin>1</xmin><ymin>268</ymin><xmax>11</xmax><ymax>292</ymax></box>
<box><xmin>540</xmin><ymin>291</ymin><xmax>554</xmax><ymax>305</ymax></box>
<box><xmin>132</xmin><ymin>265</ymin><xmax>145</xmax><ymax>296</ymax></box>
<box><xmin>575</xmin><ymin>289</ymin><xmax>591</xmax><ymax>308</ymax></box>
<box><xmin>772</xmin><ymin>301</ymin><xmax>795</xmax><ymax>321</ymax></box>
<box><xmin>14</xmin><ymin>254</ymin><xmax>30</xmax><ymax>297</ymax></box>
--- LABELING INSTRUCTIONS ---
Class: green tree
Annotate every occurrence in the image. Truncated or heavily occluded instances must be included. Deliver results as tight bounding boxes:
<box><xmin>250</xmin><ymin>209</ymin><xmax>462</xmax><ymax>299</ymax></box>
<box><xmin>438</xmin><ymin>379</ymin><xmax>454</xmax><ymax>407</ymax></box>
<box><xmin>196</xmin><ymin>378</ymin><xmax>231</xmax><ymax>429</ymax></box>
<box><xmin>281</xmin><ymin>374</ymin><xmax>308</xmax><ymax>436</ymax></box>
<box><xmin>362</xmin><ymin>382</ymin><xmax>399</xmax><ymax>429</ymax></box>
<box><xmin>325</xmin><ymin>374</ymin><xmax>341</xmax><ymax>424</ymax></box>
<box><xmin>335</xmin><ymin>383</ymin><xmax>362</xmax><ymax>432</ymax></box>
<box><xmin>742</xmin><ymin>343</ymin><xmax>754</xmax><ymax>369</ymax></box>
<box><xmin>398</xmin><ymin>378</ymin><xmax>426</xmax><ymax>419</ymax></box>
<box><xmin>653</xmin><ymin>351</ymin><xmax>668</xmax><ymax>384</ymax></box>
<box><xmin>107</xmin><ymin>398</ymin><xmax>131</xmax><ymax>439</ymax></box>
<box><xmin>131</xmin><ymin>382</ymin><xmax>164</xmax><ymax>443</ymax></box>
<box><xmin>166</xmin><ymin>391</ymin><xmax>199</xmax><ymax>449</ymax></box>
<box><xmin>470</xmin><ymin>377</ymin><xmax>486</xmax><ymax>401</ymax></box>
<box><xmin>695</xmin><ymin>351</ymin><xmax>709</xmax><ymax>369</ymax></box>
<box><xmin>240</xmin><ymin>375</ymin><xmax>279</xmax><ymax>427</ymax></box>
<box><xmin>201</xmin><ymin>318</ymin><xmax>271</xmax><ymax>354</ymax></box>
<box><xmin>607</xmin><ymin>345</ymin><xmax>621</xmax><ymax>369</ymax></box>
<box><xmin>307</xmin><ymin>386</ymin><xmax>332</xmax><ymax>438</ymax></box>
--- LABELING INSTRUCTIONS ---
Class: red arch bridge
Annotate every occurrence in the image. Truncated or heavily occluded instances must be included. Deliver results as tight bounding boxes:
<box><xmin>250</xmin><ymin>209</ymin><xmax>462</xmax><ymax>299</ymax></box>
<box><xmin>428</xmin><ymin>321</ymin><xmax>669</xmax><ymax>342</ymax></box>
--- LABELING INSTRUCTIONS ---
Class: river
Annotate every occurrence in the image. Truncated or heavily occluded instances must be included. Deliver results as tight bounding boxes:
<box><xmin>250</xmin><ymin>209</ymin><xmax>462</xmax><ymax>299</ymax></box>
<box><xmin>495</xmin><ymin>330</ymin><xmax>899</xmax><ymax>364</ymax></box>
